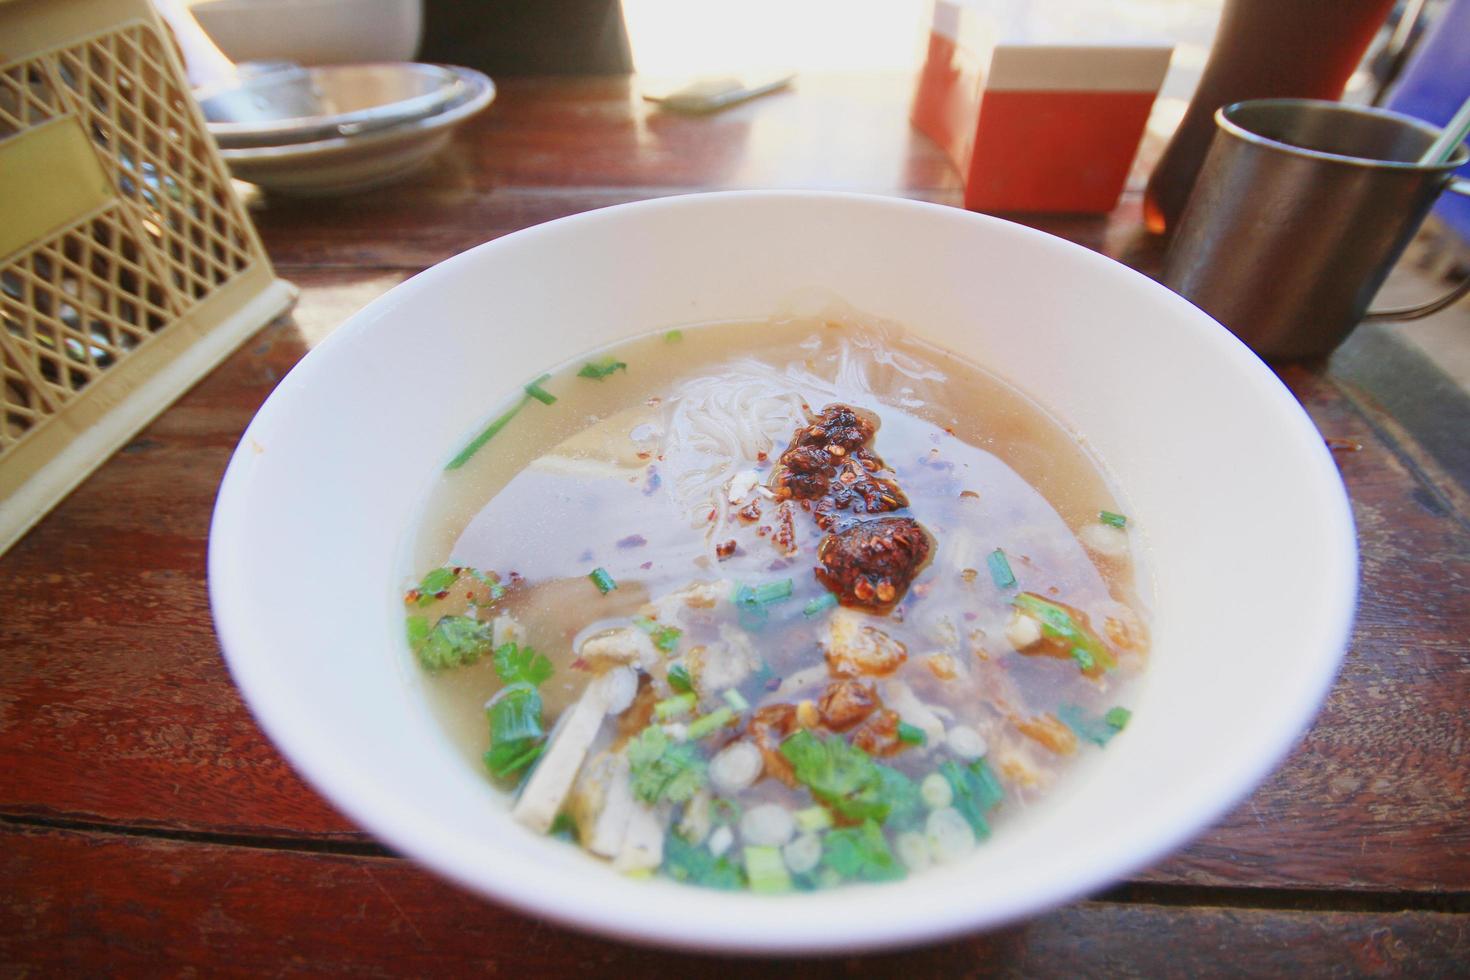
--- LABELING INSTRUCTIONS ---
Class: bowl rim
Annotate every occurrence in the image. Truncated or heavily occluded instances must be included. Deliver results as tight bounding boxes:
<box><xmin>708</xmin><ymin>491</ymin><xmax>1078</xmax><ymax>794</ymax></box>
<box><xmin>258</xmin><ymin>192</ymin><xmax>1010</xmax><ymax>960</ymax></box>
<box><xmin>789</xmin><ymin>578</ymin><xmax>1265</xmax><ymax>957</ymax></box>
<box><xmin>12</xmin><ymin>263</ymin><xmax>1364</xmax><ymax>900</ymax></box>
<box><xmin>209</xmin><ymin>190</ymin><xmax>1357</xmax><ymax>954</ymax></box>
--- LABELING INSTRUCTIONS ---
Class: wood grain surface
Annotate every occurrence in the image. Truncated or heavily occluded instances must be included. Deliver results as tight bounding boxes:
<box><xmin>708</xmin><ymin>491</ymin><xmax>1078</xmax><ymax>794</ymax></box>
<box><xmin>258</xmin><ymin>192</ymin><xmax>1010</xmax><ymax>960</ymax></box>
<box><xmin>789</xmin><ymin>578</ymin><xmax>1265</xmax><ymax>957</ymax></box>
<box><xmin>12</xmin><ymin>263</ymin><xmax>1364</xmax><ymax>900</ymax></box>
<box><xmin>1</xmin><ymin>74</ymin><xmax>1466</xmax><ymax>973</ymax></box>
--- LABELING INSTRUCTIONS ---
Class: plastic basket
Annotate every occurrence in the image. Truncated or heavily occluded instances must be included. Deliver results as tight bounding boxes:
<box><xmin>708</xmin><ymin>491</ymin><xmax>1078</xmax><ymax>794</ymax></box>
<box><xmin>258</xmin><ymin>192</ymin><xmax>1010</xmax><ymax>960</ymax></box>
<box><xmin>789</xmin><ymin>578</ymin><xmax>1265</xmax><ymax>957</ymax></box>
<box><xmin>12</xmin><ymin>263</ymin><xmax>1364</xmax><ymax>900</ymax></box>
<box><xmin>0</xmin><ymin>0</ymin><xmax>295</xmax><ymax>554</ymax></box>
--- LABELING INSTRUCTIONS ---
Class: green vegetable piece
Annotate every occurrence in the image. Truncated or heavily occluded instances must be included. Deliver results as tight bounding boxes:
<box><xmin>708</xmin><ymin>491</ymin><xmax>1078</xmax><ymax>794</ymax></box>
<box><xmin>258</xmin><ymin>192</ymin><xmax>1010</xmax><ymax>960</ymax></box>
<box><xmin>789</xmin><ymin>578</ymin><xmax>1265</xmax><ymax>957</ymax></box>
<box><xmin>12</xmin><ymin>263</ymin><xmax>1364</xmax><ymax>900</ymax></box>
<box><xmin>753</xmin><ymin>579</ymin><xmax>794</xmax><ymax>604</ymax></box>
<box><xmin>1099</xmin><ymin>510</ymin><xmax>1128</xmax><ymax>528</ymax></box>
<box><xmin>687</xmin><ymin>707</ymin><xmax>734</xmax><ymax>740</ymax></box>
<box><xmin>723</xmin><ymin>689</ymin><xmax>750</xmax><ymax>712</ymax></box>
<box><xmin>803</xmin><ymin>592</ymin><xmax>839</xmax><ymax>617</ymax></box>
<box><xmin>588</xmin><ymin>567</ymin><xmax>617</xmax><ymax>594</ymax></box>
<box><xmin>1012</xmin><ymin>592</ymin><xmax>1116</xmax><ymax>672</ymax></box>
<box><xmin>654</xmin><ymin>692</ymin><xmax>697</xmax><ymax>721</ymax></box>
<box><xmin>896</xmin><ymin>721</ymin><xmax>927</xmax><ymax>745</ymax></box>
<box><xmin>413</xmin><ymin>567</ymin><xmax>458</xmax><ymax>604</ymax></box>
<box><xmin>628</xmin><ymin>726</ymin><xmax>706</xmax><ymax>804</ymax></box>
<box><xmin>1070</xmin><ymin>646</ymin><xmax>1096</xmax><ymax>672</ymax></box>
<box><xmin>940</xmin><ymin>759</ymin><xmax>1004</xmax><ymax>837</ymax></box>
<box><xmin>780</xmin><ymin>730</ymin><xmax>893</xmax><ymax>824</ymax></box>
<box><xmin>821</xmin><ymin>820</ymin><xmax>905</xmax><ymax>883</ymax></box>
<box><xmin>492</xmin><ymin>642</ymin><xmax>554</xmax><ymax>687</ymax></box>
<box><xmin>416</xmin><ymin>615</ymin><xmax>493</xmax><ymax>672</ymax></box>
<box><xmin>667</xmin><ymin>664</ymin><xmax>694</xmax><ymax>694</ymax></box>
<box><xmin>1058</xmin><ymin>703</ymin><xmax>1131</xmax><ymax>746</ymax></box>
<box><xmin>445</xmin><ymin>396</ymin><xmax>530</xmax><ymax>470</ymax></box>
<box><xmin>577</xmin><ymin>357</ymin><xmax>628</xmax><ymax>380</ymax></box>
<box><xmin>549</xmin><ymin>811</ymin><xmax>579</xmax><ymax>843</ymax></box>
<box><xmin>662</xmin><ymin>833</ymin><xmax>743</xmax><ymax>890</ymax></box>
<box><xmin>524</xmin><ymin>374</ymin><xmax>557</xmax><ymax>405</ymax></box>
<box><xmin>487</xmin><ymin>683</ymin><xmax>544</xmax><ymax>744</ymax></box>
<box><xmin>972</xmin><ymin>758</ymin><xmax>1005</xmax><ymax>812</ymax></box>
<box><xmin>733</xmin><ymin>584</ymin><xmax>769</xmax><ymax>630</ymax></box>
<box><xmin>986</xmin><ymin>548</ymin><xmax>1016</xmax><ymax>589</ymax></box>
<box><xmin>405</xmin><ymin>614</ymin><xmax>430</xmax><ymax>650</ymax></box>
<box><xmin>664</xmin><ymin>330</ymin><xmax>684</xmax><ymax>343</ymax></box>
<box><xmin>483</xmin><ymin>738</ymin><xmax>544</xmax><ymax>779</ymax></box>
<box><xmin>876</xmin><ymin>764</ymin><xmax>923</xmax><ymax>830</ymax></box>
<box><xmin>794</xmin><ymin>805</ymin><xmax>833</xmax><ymax>833</ymax></box>
<box><xmin>744</xmin><ymin>846</ymin><xmax>793</xmax><ymax>894</ymax></box>
<box><xmin>653</xmin><ymin>626</ymin><xmax>681</xmax><ymax>653</ymax></box>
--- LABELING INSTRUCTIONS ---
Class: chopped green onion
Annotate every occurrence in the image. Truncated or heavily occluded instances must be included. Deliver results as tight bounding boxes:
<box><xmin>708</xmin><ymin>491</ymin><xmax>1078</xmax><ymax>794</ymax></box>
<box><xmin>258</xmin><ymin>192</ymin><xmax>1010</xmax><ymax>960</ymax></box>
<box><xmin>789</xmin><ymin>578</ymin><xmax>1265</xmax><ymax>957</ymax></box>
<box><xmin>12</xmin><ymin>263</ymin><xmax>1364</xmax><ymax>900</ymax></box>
<box><xmin>752</xmin><ymin>579</ymin><xmax>794</xmax><ymax>604</ymax></box>
<box><xmin>667</xmin><ymin>664</ymin><xmax>693</xmax><ymax>694</ymax></box>
<box><xmin>445</xmin><ymin>396</ymin><xmax>530</xmax><ymax>470</ymax></box>
<box><xmin>523</xmin><ymin>374</ymin><xmax>556</xmax><ymax>405</ymax></box>
<box><xmin>588</xmin><ymin>567</ymin><xmax>617</xmax><ymax>594</ymax></box>
<box><xmin>654</xmin><ymin>692</ymin><xmax>697</xmax><ymax>721</ymax></box>
<box><xmin>1058</xmin><ymin>703</ymin><xmax>1130</xmax><ymax>746</ymax></box>
<box><xmin>664</xmin><ymin>329</ymin><xmax>684</xmax><ymax>343</ymax></box>
<box><xmin>1099</xmin><ymin>510</ymin><xmax>1128</xmax><ymax>528</ymax></box>
<box><xmin>653</xmin><ymin>626</ymin><xmax>682</xmax><ymax>653</ymax></box>
<box><xmin>986</xmin><ymin>548</ymin><xmax>1016</xmax><ymax>589</ymax></box>
<box><xmin>687</xmin><ymin>707</ymin><xmax>734</xmax><ymax>740</ymax></box>
<box><xmin>897</xmin><ymin>722</ymin><xmax>927</xmax><ymax>745</ymax></box>
<box><xmin>794</xmin><ymin>806</ymin><xmax>833</xmax><ymax>833</ymax></box>
<box><xmin>723</xmin><ymin>689</ymin><xmax>750</xmax><ymax>712</ymax></box>
<box><xmin>1012</xmin><ymin>592</ymin><xmax>1115</xmax><ymax>672</ymax></box>
<box><xmin>743</xmin><ymin>846</ymin><xmax>792</xmax><ymax>894</ymax></box>
<box><xmin>577</xmin><ymin>356</ymin><xmax>627</xmax><ymax>380</ymax></box>
<box><xmin>803</xmin><ymin>592</ymin><xmax>839</xmax><ymax>617</ymax></box>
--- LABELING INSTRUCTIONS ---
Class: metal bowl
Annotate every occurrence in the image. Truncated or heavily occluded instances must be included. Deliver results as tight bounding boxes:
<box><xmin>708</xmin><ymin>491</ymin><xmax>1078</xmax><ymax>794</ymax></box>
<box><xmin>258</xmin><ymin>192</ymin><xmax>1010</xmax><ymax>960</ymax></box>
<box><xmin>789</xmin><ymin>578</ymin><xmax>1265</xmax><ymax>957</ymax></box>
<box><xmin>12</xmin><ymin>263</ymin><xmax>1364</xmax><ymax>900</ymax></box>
<box><xmin>200</xmin><ymin>62</ymin><xmax>466</xmax><ymax>148</ymax></box>
<box><xmin>216</xmin><ymin>67</ymin><xmax>494</xmax><ymax>195</ymax></box>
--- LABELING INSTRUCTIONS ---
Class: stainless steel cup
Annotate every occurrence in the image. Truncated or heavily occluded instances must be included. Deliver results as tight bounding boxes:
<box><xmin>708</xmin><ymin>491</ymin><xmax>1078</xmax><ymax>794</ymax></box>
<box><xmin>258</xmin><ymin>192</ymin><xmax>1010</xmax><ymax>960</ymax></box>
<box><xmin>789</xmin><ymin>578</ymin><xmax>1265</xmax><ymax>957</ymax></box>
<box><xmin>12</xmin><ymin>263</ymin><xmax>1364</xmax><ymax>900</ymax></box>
<box><xmin>1162</xmin><ymin>99</ymin><xmax>1470</xmax><ymax>360</ymax></box>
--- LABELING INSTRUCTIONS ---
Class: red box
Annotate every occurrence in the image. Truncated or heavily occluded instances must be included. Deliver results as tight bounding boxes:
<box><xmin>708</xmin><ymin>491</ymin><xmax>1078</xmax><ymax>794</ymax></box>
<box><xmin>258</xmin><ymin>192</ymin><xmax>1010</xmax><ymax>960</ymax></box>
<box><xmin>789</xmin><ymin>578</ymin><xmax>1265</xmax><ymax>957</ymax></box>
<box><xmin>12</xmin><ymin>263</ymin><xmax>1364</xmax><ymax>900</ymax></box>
<box><xmin>913</xmin><ymin>2</ymin><xmax>1173</xmax><ymax>214</ymax></box>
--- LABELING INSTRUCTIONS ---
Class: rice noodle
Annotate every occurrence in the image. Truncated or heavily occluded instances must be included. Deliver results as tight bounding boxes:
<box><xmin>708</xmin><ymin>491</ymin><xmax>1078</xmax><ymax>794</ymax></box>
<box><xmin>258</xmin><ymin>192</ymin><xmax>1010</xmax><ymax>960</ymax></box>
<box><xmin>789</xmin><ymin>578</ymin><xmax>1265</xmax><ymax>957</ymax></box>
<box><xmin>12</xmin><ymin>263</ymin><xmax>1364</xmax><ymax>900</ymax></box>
<box><xmin>660</xmin><ymin>307</ymin><xmax>948</xmax><ymax>550</ymax></box>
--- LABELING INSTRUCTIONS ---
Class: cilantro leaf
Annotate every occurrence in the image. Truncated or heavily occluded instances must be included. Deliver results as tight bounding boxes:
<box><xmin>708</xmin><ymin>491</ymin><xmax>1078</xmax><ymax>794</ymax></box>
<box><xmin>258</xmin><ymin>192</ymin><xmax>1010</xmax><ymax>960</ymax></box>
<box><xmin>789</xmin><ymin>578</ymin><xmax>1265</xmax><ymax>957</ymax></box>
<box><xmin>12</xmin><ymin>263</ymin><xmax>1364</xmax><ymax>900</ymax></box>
<box><xmin>413</xmin><ymin>567</ymin><xmax>458</xmax><ymax>605</ymax></box>
<box><xmin>779</xmin><ymin>730</ymin><xmax>894</xmax><ymax>823</ymax></box>
<box><xmin>416</xmin><ymin>615</ymin><xmax>493</xmax><ymax>671</ymax></box>
<box><xmin>662</xmin><ymin>833</ymin><xmax>744</xmax><ymax>890</ymax></box>
<box><xmin>822</xmin><ymin>820</ymin><xmax>905</xmax><ymax>883</ymax></box>
<box><xmin>405</xmin><ymin>614</ymin><xmax>430</xmax><ymax>650</ymax></box>
<box><xmin>628</xmin><ymin>726</ymin><xmax>706</xmax><ymax>804</ymax></box>
<box><xmin>492</xmin><ymin>642</ymin><xmax>554</xmax><ymax>686</ymax></box>
<box><xmin>577</xmin><ymin>357</ymin><xmax>627</xmax><ymax>380</ymax></box>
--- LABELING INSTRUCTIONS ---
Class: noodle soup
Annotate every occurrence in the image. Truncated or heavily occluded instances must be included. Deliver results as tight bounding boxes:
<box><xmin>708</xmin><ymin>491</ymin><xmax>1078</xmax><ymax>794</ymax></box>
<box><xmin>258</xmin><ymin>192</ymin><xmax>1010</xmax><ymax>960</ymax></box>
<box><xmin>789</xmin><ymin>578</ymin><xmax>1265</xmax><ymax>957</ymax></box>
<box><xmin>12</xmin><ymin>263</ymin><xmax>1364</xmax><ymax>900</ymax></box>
<box><xmin>402</xmin><ymin>308</ymin><xmax>1149</xmax><ymax>892</ymax></box>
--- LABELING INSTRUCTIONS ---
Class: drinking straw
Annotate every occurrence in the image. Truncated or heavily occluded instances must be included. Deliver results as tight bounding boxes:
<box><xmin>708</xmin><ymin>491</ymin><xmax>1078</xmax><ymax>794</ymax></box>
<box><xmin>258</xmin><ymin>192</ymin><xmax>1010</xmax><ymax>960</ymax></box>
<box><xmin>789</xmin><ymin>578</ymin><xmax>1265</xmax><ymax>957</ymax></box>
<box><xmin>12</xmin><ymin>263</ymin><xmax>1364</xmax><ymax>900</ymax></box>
<box><xmin>1421</xmin><ymin>92</ymin><xmax>1470</xmax><ymax>165</ymax></box>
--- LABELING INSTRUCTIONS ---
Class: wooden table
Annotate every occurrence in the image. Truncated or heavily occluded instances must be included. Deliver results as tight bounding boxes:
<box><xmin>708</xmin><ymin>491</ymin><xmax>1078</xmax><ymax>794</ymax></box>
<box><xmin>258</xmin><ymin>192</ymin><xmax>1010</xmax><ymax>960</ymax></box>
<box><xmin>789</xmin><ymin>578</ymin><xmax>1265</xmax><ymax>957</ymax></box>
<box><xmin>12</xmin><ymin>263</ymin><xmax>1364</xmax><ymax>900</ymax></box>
<box><xmin>3</xmin><ymin>74</ymin><xmax>1467</xmax><ymax>975</ymax></box>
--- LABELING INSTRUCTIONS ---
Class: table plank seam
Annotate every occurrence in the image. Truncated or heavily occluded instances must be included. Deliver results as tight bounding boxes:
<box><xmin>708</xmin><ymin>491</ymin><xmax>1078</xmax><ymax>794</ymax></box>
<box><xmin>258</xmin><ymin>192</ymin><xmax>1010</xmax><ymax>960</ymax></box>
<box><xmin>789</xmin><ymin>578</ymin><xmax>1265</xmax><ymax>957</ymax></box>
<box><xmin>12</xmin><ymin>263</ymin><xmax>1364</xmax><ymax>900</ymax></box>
<box><xmin>0</xmin><ymin>813</ymin><xmax>389</xmax><ymax>859</ymax></box>
<box><xmin>1327</xmin><ymin>376</ymin><xmax>1470</xmax><ymax>534</ymax></box>
<box><xmin>6</xmin><ymin>816</ymin><xmax>1468</xmax><ymax>916</ymax></box>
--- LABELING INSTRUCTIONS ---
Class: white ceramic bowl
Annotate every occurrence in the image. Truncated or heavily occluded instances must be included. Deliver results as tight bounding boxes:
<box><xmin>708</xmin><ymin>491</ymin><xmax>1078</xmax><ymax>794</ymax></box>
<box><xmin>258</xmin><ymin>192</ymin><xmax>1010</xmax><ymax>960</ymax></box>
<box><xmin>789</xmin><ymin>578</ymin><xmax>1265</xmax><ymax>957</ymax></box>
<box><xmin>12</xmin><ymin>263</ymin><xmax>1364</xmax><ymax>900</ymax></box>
<box><xmin>209</xmin><ymin>192</ymin><xmax>1356</xmax><ymax>954</ymax></box>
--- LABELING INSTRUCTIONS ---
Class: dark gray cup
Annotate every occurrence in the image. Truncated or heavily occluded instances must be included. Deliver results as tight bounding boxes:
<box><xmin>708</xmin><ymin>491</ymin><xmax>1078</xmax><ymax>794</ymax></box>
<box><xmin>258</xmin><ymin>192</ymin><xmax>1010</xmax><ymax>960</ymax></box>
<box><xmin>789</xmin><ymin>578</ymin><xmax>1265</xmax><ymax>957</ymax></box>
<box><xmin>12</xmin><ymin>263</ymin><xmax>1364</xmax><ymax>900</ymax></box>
<box><xmin>1162</xmin><ymin>99</ymin><xmax>1470</xmax><ymax>361</ymax></box>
